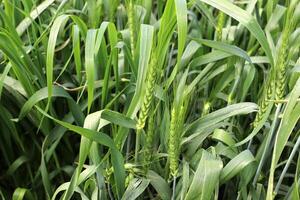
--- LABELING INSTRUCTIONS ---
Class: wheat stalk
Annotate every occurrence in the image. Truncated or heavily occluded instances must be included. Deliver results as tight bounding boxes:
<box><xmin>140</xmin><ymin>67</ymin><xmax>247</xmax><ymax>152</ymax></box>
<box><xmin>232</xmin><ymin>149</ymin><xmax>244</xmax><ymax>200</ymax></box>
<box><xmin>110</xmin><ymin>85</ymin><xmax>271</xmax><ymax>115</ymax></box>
<box><xmin>143</xmin><ymin>112</ymin><xmax>155</xmax><ymax>172</ymax></box>
<box><xmin>216</xmin><ymin>11</ymin><xmax>225</xmax><ymax>41</ymax></box>
<box><xmin>168</xmin><ymin>106</ymin><xmax>179</xmax><ymax>177</ymax></box>
<box><xmin>253</xmin><ymin>75</ymin><xmax>275</xmax><ymax>128</ymax></box>
<box><xmin>168</xmin><ymin>104</ymin><xmax>185</xmax><ymax>177</ymax></box>
<box><xmin>128</xmin><ymin>0</ymin><xmax>136</xmax><ymax>59</ymax></box>
<box><xmin>136</xmin><ymin>56</ymin><xmax>158</xmax><ymax>130</ymax></box>
<box><xmin>275</xmin><ymin>2</ymin><xmax>296</xmax><ymax>100</ymax></box>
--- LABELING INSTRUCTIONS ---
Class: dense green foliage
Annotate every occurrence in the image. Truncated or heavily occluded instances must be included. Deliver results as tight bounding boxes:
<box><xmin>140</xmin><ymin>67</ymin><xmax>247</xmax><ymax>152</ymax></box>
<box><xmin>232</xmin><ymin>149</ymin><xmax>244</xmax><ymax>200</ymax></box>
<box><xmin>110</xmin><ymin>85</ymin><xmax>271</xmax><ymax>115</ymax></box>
<box><xmin>0</xmin><ymin>0</ymin><xmax>300</xmax><ymax>199</ymax></box>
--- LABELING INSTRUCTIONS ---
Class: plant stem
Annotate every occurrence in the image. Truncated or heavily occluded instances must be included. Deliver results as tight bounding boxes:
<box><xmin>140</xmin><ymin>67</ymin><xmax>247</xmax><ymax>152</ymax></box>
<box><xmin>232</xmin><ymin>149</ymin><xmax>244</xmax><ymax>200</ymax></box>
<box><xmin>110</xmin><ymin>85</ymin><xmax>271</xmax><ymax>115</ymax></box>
<box><xmin>172</xmin><ymin>176</ymin><xmax>176</xmax><ymax>200</ymax></box>
<box><xmin>253</xmin><ymin>104</ymin><xmax>282</xmax><ymax>185</ymax></box>
<box><xmin>135</xmin><ymin>128</ymin><xmax>142</xmax><ymax>164</ymax></box>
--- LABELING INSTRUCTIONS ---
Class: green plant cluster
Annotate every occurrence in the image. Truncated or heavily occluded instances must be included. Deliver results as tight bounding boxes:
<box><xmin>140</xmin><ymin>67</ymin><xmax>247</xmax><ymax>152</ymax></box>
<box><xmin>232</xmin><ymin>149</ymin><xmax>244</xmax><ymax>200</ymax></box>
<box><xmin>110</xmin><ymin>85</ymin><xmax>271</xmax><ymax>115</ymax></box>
<box><xmin>0</xmin><ymin>0</ymin><xmax>300</xmax><ymax>199</ymax></box>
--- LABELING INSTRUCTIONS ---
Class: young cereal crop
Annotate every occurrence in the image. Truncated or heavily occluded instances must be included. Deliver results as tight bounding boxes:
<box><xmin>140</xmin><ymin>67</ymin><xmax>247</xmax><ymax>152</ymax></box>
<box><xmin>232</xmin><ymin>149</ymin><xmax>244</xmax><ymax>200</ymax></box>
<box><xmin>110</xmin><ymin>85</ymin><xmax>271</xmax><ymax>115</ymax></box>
<box><xmin>0</xmin><ymin>0</ymin><xmax>299</xmax><ymax>200</ymax></box>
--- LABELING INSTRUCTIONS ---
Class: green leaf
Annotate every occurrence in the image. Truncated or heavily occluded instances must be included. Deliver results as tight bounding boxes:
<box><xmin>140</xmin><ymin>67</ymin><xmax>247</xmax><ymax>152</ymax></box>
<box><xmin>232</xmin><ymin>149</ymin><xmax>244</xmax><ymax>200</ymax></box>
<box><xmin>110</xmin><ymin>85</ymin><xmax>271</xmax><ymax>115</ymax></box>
<box><xmin>115</xmin><ymin>24</ymin><xmax>154</xmax><ymax>148</ymax></box>
<box><xmin>12</xmin><ymin>188</ymin><xmax>33</xmax><ymax>200</ymax></box>
<box><xmin>220</xmin><ymin>150</ymin><xmax>255</xmax><ymax>183</ymax></box>
<box><xmin>198</xmin><ymin>0</ymin><xmax>274</xmax><ymax>66</ymax></box>
<box><xmin>6</xmin><ymin>156</ymin><xmax>29</xmax><ymax>176</ymax></box>
<box><xmin>174</xmin><ymin>0</ymin><xmax>187</xmax><ymax>62</ymax></box>
<box><xmin>211</xmin><ymin>129</ymin><xmax>236</xmax><ymax>147</ymax></box>
<box><xmin>46</xmin><ymin>14</ymin><xmax>69</xmax><ymax>105</ymax></box>
<box><xmin>181</xmin><ymin>159</ymin><xmax>190</xmax><ymax>200</ymax></box>
<box><xmin>147</xmin><ymin>170</ymin><xmax>171</xmax><ymax>200</ymax></box>
<box><xmin>193</xmin><ymin>38</ymin><xmax>252</xmax><ymax>63</ymax></box>
<box><xmin>72</xmin><ymin>25</ymin><xmax>82</xmax><ymax>82</ymax></box>
<box><xmin>267</xmin><ymin>79</ymin><xmax>300</xmax><ymax>199</ymax></box>
<box><xmin>184</xmin><ymin>103</ymin><xmax>258</xmax><ymax>142</ymax></box>
<box><xmin>52</xmin><ymin>165</ymin><xmax>99</xmax><ymax>200</ymax></box>
<box><xmin>121</xmin><ymin>178</ymin><xmax>150</xmax><ymax>200</ymax></box>
<box><xmin>37</xmin><ymin>107</ymin><xmax>125</xmax><ymax>199</ymax></box>
<box><xmin>16</xmin><ymin>0</ymin><xmax>55</xmax><ymax>36</ymax></box>
<box><xmin>18</xmin><ymin>86</ymin><xmax>73</xmax><ymax>120</ymax></box>
<box><xmin>274</xmin><ymin>80</ymin><xmax>300</xmax><ymax>164</ymax></box>
<box><xmin>134</xmin><ymin>24</ymin><xmax>154</xmax><ymax>112</ymax></box>
<box><xmin>185</xmin><ymin>150</ymin><xmax>223</xmax><ymax>200</ymax></box>
<box><xmin>85</xmin><ymin>29</ymin><xmax>98</xmax><ymax>113</ymax></box>
<box><xmin>190</xmin><ymin>50</ymin><xmax>231</xmax><ymax>69</ymax></box>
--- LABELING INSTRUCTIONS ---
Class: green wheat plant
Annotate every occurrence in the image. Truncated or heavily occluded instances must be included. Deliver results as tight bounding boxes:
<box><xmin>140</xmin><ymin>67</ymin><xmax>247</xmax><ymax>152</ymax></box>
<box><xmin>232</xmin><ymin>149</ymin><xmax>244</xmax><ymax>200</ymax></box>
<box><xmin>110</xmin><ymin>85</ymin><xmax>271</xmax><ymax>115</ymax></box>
<box><xmin>0</xmin><ymin>0</ymin><xmax>300</xmax><ymax>199</ymax></box>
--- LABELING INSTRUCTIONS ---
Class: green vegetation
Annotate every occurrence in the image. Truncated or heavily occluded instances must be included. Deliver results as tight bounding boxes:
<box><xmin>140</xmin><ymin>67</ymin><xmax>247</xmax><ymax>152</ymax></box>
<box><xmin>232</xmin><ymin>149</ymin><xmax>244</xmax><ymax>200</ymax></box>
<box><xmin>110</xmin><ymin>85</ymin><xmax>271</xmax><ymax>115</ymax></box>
<box><xmin>0</xmin><ymin>0</ymin><xmax>300</xmax><ymax>199</ymax></box>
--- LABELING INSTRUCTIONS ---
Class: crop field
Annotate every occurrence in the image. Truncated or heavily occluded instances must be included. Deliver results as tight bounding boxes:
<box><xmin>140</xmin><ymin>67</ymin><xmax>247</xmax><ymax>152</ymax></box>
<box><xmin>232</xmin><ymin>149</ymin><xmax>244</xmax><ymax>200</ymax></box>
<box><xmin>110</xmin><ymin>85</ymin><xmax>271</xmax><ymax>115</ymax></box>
<box><xmin>0</xmin><ymin>0</ymin><xmax>300</xmax><ymax>199</ymax></box>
